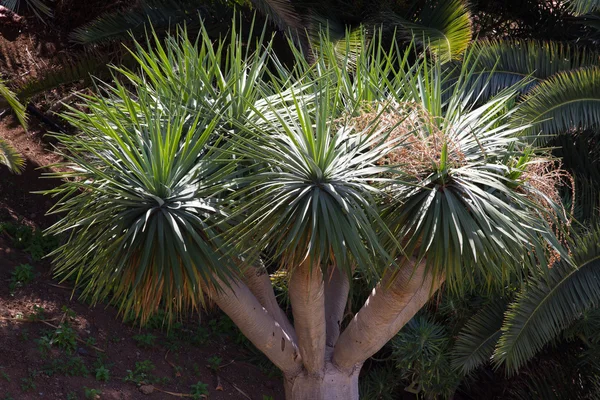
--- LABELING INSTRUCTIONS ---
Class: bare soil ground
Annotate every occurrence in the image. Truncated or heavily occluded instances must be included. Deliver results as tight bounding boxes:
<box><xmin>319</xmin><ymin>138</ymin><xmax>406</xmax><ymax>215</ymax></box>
<box><xmin>0</xmin><ymin>3</ymin><xmax>285</xmax><ymax>399</ymax></box>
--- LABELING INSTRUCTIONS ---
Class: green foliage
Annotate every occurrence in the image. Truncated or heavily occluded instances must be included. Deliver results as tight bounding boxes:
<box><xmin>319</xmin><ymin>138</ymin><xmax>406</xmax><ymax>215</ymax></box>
<box><xmin>393</xmin><ymin>0</ymin><xmax>472</xmax><ymax>62</ymax></box>
<box><xmin>0</xmin><ymin>77</ymin><xmax>27</xmax><ymax>131</ymax></box>
<box><xmin>124</xmin><ymin>360</ymin><xmax>167</xmax><ymax>385</ymax></box>
<box><xmin>20</xmin><ymin>369</ymin><xmax>37</xmax><ymax>392</ymax></box>
<box><xmin>0</xmin><ymin>138</ymin><xmax>24</xmax><ymax>174</ymax></box>
<box><xmin>133</xmin><ymin>333</ymin><xmax>157</xmax><ymax>349</ymax></box>
<box><xmin>567</xmin><ymin>0</ymin><xmax>600</xmax><ymax>15</ymax></box>
<box><xmin>0</xmin><ymin>222</ymin><xmax>59</xmax><ymax>260</ymax></box>
<box><xmin>206</xmin><ymin>355</ymin><xmax>222</xmax><ymax>371</ymax></box>
<box><xmin>358</xmin><ymin>365</ymin><xmax>401</xmax><ymax>400</ymax></box>
<box><xmin>392</xmin><ymin>317</ymin><xmax>461</xmax><ymax>399</ymax></box>
<box><xmin>50</xmin><ymin>323</ymin><xmax>78</xmax><ymax>353</ymax></box>
<box><xmin>190</xmin><ymin>381</ymin><xmax>209</xmax><ymax>399</ymax></box>
<box><xmin>95</xmin><ymin>365</ymin><xmax>110</xmax><ymax>382</ymax></box>
<box><xmin>514</xmin><ymin>66</ymin><xmax>600</xmax><ymax>141</ymax></box>
<box><xmin>10</xmin><ymin>263</ymin><xmax>35</xmax><ymax>290</ymax></box>
<box><xmin>495</xmin><ymin>227</ymin><xmax>600</xmax><ymax>373</ymax></box>
<box><xmin>0</xmin><ymin>367</ymin><xmax>10</xmax><ymax>382</ymax></box>
<box><xmin>84</xmin><ymin>388</ymin><xmax>101</xmax><ymax>399</ymax></box>
<box><xmin>0</xmin><ymin>0</ymin><xmax>52</xmax><ymax>21</ymax></box>
<box><xmin>42</xmin><ymin>356</ymin><xmax>89</xmax><ymax>377</ymax></box>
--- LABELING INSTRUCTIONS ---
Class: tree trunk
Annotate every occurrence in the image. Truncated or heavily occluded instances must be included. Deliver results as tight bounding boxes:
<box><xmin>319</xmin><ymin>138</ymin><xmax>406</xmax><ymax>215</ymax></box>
<box><xmin>284</xmin><ymin>362</ymin><xmax>362</xmax><ymax>400</ymax></box>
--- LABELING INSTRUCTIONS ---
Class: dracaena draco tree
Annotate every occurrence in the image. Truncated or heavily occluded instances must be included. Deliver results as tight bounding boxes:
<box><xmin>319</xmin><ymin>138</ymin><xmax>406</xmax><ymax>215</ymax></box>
<box><xmin>44</xmin><ymin>20</ymin><xmax>567</xmax><ymax>399</ymax></box>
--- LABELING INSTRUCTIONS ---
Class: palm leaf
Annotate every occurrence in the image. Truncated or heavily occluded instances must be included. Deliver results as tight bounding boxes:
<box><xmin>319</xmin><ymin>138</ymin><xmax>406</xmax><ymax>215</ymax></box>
<box><xmin>69</xmin><ymin>0</ymin><xmax>206</xmax><ymax>44</ymax></box>
<box><xmin>451</xmin><ymin>300</ymin><xmax>507</xmax><ymax>374</ymax></box>
<box><xmin>392</xmin><ymin>0</ymin><xmax>472</xmax><ymax>63</ymax></box>
<box><xmin>0</xmin><ymin>77</ymin><xmax>27</xmax><ymax>129</ymax></box>
<box><xmin>462</xmin><ymin>40</ymin><xmax>600</xmax><ymax>100</ymax></box>
<box><xmin>17</xmin><ymin>53</ymin><xmax>116</xmax><ymax>101</ymax></box>
<box><xmin>567</xmin><ymin>0</ymin><xmax>600</xmax><ymax>15</ymax></box>
<box><xmin>494</xmin><ymin>227</ymin><xmax>600</xmax><ymax>374</ymax></box>
<box><xmin>250</xmin><ymin>0</ymin><xmax>303</xmax><ymax>34</ymax></box>
<box><xmin>0</xmin><ymin>137</ymin><xmax>24</xmax><ymax>174</ymax></box>
<box><xmin>1</xmin><ymin>0</ymin><xmax>52</xmax><ymax>21</ymax></box>
<box><xmin>513</xmin><ymin>67</ymin><xmax>600</xmax><ymax>141</ymax></box>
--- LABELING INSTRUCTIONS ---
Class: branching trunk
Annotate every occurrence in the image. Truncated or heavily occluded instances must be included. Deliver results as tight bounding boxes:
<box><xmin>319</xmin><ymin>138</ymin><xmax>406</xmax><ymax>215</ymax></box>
<box><xmin>242</xmin><ymin>264</ymin><xmax>297</xmax><ymax>342</ymax></box>
<box><xmin>211</xmin><ymin>276</ymin><xmax>303</xmax><ymax>376</ymax></box>
<box><xmin>284</xmin><ymin>360</ymin><xmax>362</xmax><ymax>400</ymax></box>
<box><xmin>288</xmin><ymin>259</ymin><xmax>326</xmax><ymax>375</ymax></box>
<box><xmin>333</xmin><ymin>259</ymin><xmax>444</xmax><ymax>371</ymax></box>
<box><xmin>324</xmin><ymin>265</ymin><xmax>350</xmax><ymax>348</ymax></box>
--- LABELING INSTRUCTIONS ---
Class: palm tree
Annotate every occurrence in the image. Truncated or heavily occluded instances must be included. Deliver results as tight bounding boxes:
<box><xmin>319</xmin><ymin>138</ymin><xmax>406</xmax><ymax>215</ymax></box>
<box><xmin>44</xmin><ymin>20</ymin><xmax>567</xmax><ymax>399</ymax></box>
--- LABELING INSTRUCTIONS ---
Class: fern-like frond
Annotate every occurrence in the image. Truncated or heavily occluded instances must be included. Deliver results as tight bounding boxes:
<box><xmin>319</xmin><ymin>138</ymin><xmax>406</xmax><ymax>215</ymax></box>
<box><xmin>451</xmin><ymin>300</ymin><xmax>506</xmax><ymax>374</ymax></box>
<box><xmin>0</xmin><ymin>137</ymin><xmax>24</xmax><ymax>174</ymax></box>
<box><xmin>494</xmin><ymin>227</ymin><xmax>600</xmax><ymax>374</ymax></box>
<box><xmin>463</xmin><ymin>40</ymin><xmax>600</xmax><ymax>100</ymax></box>
<box><xmin>0</xmin><ymin>78</ymin><xmax>27</xmax><ymax>129</ymax></box>
<box><xmin>513</xmin><ymin>67</ymin><xmax>600</xmax><ymax>141</ymax></box>
<box><xmin>69</xmin><ymin>0</ymin><xmax>205</xmax><ymax>44</ymax></box>
<box><xmin>394</xmin><ymin>0</ymin><xmax>472</xmax><ymax>63</ymax></box>
<box><xmin>1</xmin><ymin>0</ymin><xmax>52</xmax><ymax>21</ymax></box>
<box><xmin>567</xmin><ymin>0</ymin><xmax>600</xmax><ymax>15</ymax></box>
<box><xmin>250</xmin><ymin>0</ymin><xmax>303</xmax><ymax>34</ymax></box>
<box><xmin>17</xmin><ymin>53</ymin><xmax>115</xmax><ymax>101</ymax></box>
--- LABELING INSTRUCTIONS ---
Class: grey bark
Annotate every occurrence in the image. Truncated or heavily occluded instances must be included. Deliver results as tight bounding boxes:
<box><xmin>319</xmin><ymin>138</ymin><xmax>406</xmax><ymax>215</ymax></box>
<box><xmin>333</xmin><ymin>259</ymin><xmax>444</xmax><ymax>371</ymax></box>
<box><xmin>288</xmin><ymin>259</ymin><xmax>327</xmax><ymax>375</ymax></box>
<box><xmin>324</xmin><ymin>265</ymin><xmax>350</xmax><ymax>347</ymax></box>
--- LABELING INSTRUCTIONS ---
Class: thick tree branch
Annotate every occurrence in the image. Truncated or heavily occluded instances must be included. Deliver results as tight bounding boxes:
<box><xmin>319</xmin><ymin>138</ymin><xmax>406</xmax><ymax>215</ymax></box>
<box><xmin>332</xmin><ymin>259</ymin><xmax>443</xmax><ymax>371</ymax></box>
<box><xmin>288</xmin><ymin>259</ymin><xmax>326</xmax><ymax>375</ymax></box>
<box><xmin>242</xmin><ymin>264</ymin><xmax>298</xmax><ymax>342</ymax></box>
<box><xmin>211</xmin><ymin>276</ymin><xmax>303</xmax><ymax>376</ymax></box>
<box><xmin>324</xmin><ymin>265</ymin><xmax>350</xmax><ymax>348</ymax></box>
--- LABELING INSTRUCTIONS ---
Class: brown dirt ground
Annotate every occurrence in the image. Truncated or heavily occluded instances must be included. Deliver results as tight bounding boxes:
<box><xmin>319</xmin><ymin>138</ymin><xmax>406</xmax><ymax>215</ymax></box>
<box><xmin>0</xmin><ymin>2</ymin><xmax>285</xmax><ymax>399</ymax></box>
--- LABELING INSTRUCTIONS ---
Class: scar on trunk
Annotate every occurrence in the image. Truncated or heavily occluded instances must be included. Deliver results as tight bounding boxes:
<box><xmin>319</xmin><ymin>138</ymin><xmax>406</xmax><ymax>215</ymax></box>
<box><xmin>281</xmin><ymin>337</ymin><xmax>286</xmax><ymax>351</ymax></box>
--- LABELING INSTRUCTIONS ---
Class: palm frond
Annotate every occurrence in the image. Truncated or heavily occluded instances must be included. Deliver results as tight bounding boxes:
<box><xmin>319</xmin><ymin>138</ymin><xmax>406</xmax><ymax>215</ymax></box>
<box><xmin>451</xmin><ymin>300</ymin><xmax>506</xmax><ymax>374</ymax></box>
<box><xmin>0</xmin><ymin>77</ymin><xmax>27</xmax><ymax>129</ymax></box>
<box><xmin>0</xmin><ymin>137</ymin><xmax>24</xmax><ymax>174</ymax></box>
<box><xmin>392</xmin><ymin>0</ymin><xmax>472</xmax><ymax>63</ymax></box>
<box><xmin>494</xmin><ymin>227</ymin><xmax>600</xmax><ymax>374</ymax></box>
<box><xmin>17</xmin><ymin>53</ymin><xmax>115</xmax><ymax>101</ymax></box>
<box><xmin>462</xmin><ymin>40</ymin><xmax>600</xmax><ymax>100</ymax></box>
<box><xmin>69</xmin><ymin>0</ymin><xmax>206</xmax><ymax>44</ymax></box>
<box><xmin>1</xmin><ymin>0</ymin><xmax>52</xmax><ymax>21</ymax></box>
<box><xmin>513</xmin><ymin>67</ymin><xmax>600</xmax><ymax>142</ymax></box>
<box><xmin>567</xmin><ymin>0</ymin><xmax>600</xmax><ymax>15</ymax></box>
<box><xmin>250</xmin><ymin>0</ymin><xmax>303</xmax><ymax>34</ymax></box>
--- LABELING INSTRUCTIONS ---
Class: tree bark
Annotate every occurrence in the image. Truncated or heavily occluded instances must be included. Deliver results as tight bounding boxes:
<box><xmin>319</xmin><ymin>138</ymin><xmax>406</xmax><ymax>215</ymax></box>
<box><xmin>333</xmin><ymin>259</ymin><xmax>444</xmax><ymax>371</ymax></box>
<box><xmin>324</xmin><ymin>265</ymin><xmax>350</xmax><ymax>348</ymax></box>
<box><xmin>288</xmin><ymin>259</ymin><xmax>326</xmax><ymax>375</ymax></box>
<box><xmin>210</xmin><ymin>276</ymin><xmax>303</xmax><ymax>376</ymax></box>
<box><xmin>284</xmin><ymin>361</ymin><xmax>362</xmax><ymax>400</ymax></box>
<box><xmin>242</xmin><ymin>264</ymin><xmax>297</xmax><ymax>342</ymax></box>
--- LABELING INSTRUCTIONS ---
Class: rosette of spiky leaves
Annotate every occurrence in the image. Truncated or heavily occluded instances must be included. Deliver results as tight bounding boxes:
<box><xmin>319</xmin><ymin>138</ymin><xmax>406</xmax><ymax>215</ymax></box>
<box><xmin>382</xmin><ymin>54</ymin><xmax>566</xmax><ymax>293</ymax></box>
<box><xmin>44</xmin><ymin>77</ymin><xmax>237</xmax><ymax>324</ymax></box>
<box><xmin>114</xmin><ymin>21</ymin><xmax>279</xmax><ymax>128</ymax></box>
<box><xmin>226</xmin><ymin>83</ymin><xmax>401</xmax><ymax>277</ymax></box>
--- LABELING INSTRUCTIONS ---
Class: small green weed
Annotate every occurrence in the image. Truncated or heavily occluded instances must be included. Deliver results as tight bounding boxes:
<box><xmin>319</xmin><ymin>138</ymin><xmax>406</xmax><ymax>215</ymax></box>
<box><xmin>9</xmin><ymin>264</ymin><xmax>35</xmax><ymax>293</ymax></box>
<box><xmin>207</xmin><ymin>355</ymin><xmax>222</xmax><ymax>372</ymax></box>
<box><xmin>51</xmin><ymin>323</ymin><xmax>77</xmax><ymax>353</ymax></box>
<box><xmin>124</xmin><ymin>360</ymin><xmax>155</xmax><ymax>385</ymax></box>
<box><xmin>95</xmin><ymin>365</ymin><xmax>109</xmax><ymax>382</ymax></box>
<box><xmin>190</xmin><ymin>381</ymin><xmax>209</xmax><ymax>399</ymax></box>
<box><xmin>0</xmin><ymin>367</ymin><xmax>10</xmax><ymax>382</ymax></box>
<box><xmin>27</xmin><ymin>305</ymin><xmax>46</xmax><ymax>321</ymax></box>
<box><xmin>20</xmin><ymin>370</ymin><xmax>37</xmax><ymax>392</ymax></box>
<box><xmin>42</xmin><ymin>356</ymin><xmax>89</xmax><ymax>377</ymax></box>
<box><xmin>133</xmin><ymin>333</ymin><xmax>156</xmax><ymax>349</ymax></box>
<box><xmin>66</xmin><ymin>392</ymin><xmax>77</xmax><ymax>400</ymax></box>
<box><xmin>84</xmin><ymin>387</ymin><xmax>101</xmax><ymax>399</ymax></box>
